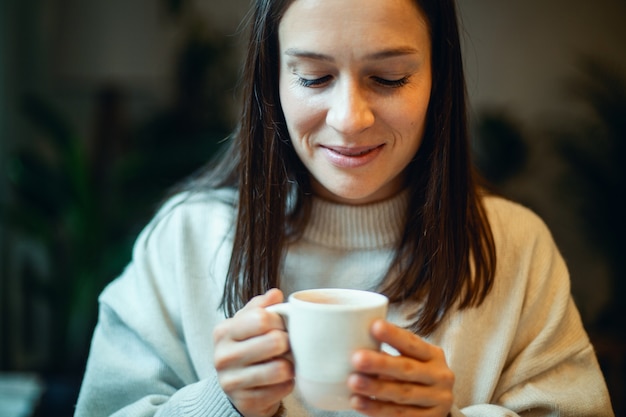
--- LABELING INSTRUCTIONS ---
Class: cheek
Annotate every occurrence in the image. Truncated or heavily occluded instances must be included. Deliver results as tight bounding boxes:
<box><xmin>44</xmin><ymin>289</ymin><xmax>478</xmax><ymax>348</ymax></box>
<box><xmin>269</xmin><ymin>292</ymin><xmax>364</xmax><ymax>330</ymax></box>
<box><xmin>279</xmin><ymin>78</ymin><xmax>296</xmax><ymax>127</ymax></box>
<box><xmin>280</xmin><ymin>89</ymin><xmax>326</xmax><ymax>141</ymax></box>
<box><xmin>280</xmin><ymin>81</ymin><xmax>303</xmax><ymax>129</ymax></box>
<box><xmin>405</xmin><ymin>93</ymin><xmax>430</xmax><ymax>141</ymax></box>
<box><xmin>391</xmin><ymin>103</ymin><xmax>428</xmax><ymax>145</ymax></box>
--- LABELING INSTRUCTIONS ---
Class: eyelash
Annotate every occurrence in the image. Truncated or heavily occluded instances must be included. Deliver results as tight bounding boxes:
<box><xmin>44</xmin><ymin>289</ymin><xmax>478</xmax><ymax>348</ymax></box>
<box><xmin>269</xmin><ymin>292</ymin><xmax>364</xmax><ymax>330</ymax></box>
<box><xmin>373</xmin><ymin>76</ymin><xmax>410</xmax><ymax>88</ymax></box>
<box><xmin>296</xmin><ymin>75</ymin><xmax>410</xmax><ymax>88</ymax></box>
<box><xmin>297</xmin><ymin>75</ymin><xmax>332</xmax><ymax>88</ymax></box>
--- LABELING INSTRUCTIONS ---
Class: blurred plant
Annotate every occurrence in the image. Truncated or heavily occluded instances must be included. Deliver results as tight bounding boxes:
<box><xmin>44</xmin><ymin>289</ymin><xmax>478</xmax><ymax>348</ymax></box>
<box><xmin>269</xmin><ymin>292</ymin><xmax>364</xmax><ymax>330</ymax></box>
<box><xmin>4</xmin><ymin>94</ymin><xmax>123</xmax><ymax>372</ymax></box>
<box><xmin>126</xmin><ymin>21</ymin><xmax>237</xmax><ymax>206</ymax></box>
<box><xmin>472</xmin><ymin>109</ymin><xmax>528</xmax><ymax>190</ymax></box>
<box><xmin>554</xmin><ymin>57</ymin><xmax>626</xmax><ymax>334</ymax></box>
<box><xmin>2</xmin><ymin>22</ymin><xmax>235</xmax><ymax>373</ymax></box>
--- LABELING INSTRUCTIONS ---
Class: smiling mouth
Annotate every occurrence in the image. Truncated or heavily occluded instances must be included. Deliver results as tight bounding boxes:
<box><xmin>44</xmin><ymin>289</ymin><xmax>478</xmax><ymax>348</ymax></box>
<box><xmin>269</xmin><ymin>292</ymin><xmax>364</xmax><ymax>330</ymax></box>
<box><xmin>320</xmin><ymin>144</ymin><xmax>385</xmax><ymax>169</ymax></box>
<box><xmin>324</xmin><ymin>145</ymin><xmax>384</xmax><ymax>156</ymax></box>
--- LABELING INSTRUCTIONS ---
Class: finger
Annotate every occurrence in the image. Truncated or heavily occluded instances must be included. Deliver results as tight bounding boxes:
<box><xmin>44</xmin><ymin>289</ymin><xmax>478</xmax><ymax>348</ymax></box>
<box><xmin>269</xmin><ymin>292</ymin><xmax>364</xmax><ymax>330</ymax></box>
<box><xmin>351</xmin><ymin>349</ymin><xmax>436</xmax><ymax>385</ymax></box>
<box><xmin>348</xmin><ymin>373</ymin><xmax>444</xmax><ymax>407</ymax></box>
<box><xmin>371</xmin><ymin>319</ymin><xmax>433</xmax><ymax>361</ymax></box>
<box><xmin>239</xmin><ymin>288</ymin><xmax>284</xmax><ymax>311</ymax></box>
<box><xmin>215</xmin><ymin>329</ymin><xmax>290</xmax><ymax>370</ymax></box>
<box><xmin>230</xmin><ymin>306</ymin><xmax>287</xmax><ymax>341</ymax></box>
<box><xmin>213</xmin><ymin>308</ymin><xmax>285</xmax><ymax>343</ymax></box>
<box><xmin>219</xmin><ymin>357</ymin><xmax>294</xmax><ymax>393</ymax></box>
<box><xmin>350</xmin><ymin>394</ymin><xmax>442</xmax><ymax>417</ymax></box>
<box><xmin>215</xmin><ymin>289</ymin><xmax>285</xmax><ymax>342</ymax></box>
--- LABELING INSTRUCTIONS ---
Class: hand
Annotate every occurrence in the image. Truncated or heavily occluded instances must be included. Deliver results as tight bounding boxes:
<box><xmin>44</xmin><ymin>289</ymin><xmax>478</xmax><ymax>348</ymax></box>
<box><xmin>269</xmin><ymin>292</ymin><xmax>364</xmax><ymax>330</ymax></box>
<box><xmin>348</xmin><ymin>320</ymin><xmax>454</xmax><ymax>417</ymax></box>
<box><xmin>213</xmin><ymin>288</ymin><xmax>295</xmax><ymax>417</ymax></box>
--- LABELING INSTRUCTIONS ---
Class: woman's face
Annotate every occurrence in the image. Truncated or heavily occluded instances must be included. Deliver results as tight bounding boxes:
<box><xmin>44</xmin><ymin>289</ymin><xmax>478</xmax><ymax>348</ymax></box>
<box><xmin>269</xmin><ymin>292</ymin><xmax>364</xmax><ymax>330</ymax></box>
<box><xmin>278</xmin><ymin>0</ymin><xmax>432</xmax><ymax>205</ymax></box>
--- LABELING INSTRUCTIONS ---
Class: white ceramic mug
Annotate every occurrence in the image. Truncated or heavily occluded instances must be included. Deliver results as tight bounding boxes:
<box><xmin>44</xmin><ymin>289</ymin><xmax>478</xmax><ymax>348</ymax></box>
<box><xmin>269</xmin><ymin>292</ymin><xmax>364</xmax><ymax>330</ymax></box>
<box><xmin>267</xmin><ymin>288</ymin><xmax>389</xmax><ymax>410</ymax></box>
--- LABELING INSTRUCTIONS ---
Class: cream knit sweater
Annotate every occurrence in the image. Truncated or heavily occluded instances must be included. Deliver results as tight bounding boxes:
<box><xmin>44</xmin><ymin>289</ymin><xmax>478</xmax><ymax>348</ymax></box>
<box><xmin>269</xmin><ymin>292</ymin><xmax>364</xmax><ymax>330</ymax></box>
<box><xmin>75</xmin><ymin>188</ymin><xmax>614</xmax><ymax>416</ymax></box>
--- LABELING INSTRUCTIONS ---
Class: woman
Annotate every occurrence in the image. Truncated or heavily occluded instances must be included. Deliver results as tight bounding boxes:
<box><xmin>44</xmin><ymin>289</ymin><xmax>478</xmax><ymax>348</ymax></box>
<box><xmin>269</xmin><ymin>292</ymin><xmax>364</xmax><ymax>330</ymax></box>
<box><xmin>75</xmin><ymin>0</ymin><xmax>614</xmax><ymax>416</ymax></box>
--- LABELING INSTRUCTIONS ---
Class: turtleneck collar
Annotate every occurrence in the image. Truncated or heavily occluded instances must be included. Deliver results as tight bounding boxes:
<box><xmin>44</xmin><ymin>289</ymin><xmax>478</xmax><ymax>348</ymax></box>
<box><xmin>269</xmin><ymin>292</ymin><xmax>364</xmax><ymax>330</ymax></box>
<box><xmin>302</xmin><ymin>190</ymin><xmax>409</xmax><ymax>250</ymax></box>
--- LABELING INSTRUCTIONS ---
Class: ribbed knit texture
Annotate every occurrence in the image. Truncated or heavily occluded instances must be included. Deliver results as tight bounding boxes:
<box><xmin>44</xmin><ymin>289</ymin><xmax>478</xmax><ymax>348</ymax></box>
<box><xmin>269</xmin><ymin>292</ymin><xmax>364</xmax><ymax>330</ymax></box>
<box><xmin>303</xmin><ymin>190</ymin><xmax>408</xmax><ymax>249</ymax></box>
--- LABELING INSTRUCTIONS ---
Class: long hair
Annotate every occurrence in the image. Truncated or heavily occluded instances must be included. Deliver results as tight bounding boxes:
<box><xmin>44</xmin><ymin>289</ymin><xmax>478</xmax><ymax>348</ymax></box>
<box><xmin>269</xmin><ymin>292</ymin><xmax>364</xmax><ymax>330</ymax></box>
<box><xmin>210</xmin><ymin>0</ymin><xmax>496</xmax><ymax>335</ymax></box>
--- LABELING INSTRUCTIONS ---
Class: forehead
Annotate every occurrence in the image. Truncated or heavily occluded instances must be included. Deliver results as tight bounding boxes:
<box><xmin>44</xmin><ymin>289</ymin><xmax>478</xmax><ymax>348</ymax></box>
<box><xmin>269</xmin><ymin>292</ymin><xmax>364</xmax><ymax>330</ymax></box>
<box><xmin>278</xmin><ymin>0</ymin><xmax>430</xmax><ymax>52</ymax></box>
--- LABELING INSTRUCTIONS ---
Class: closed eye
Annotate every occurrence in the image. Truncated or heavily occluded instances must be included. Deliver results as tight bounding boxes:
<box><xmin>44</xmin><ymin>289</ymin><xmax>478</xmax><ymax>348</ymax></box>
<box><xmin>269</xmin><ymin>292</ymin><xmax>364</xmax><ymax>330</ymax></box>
<box><xmin>297</xmin><ymin>75</ymin><xmax>333</xmax><ymax>88</ymax></box>
<box><xmin>372</xmin><ymin>76</ymin><xmax>410</xmax><ymax>88</ymax></box>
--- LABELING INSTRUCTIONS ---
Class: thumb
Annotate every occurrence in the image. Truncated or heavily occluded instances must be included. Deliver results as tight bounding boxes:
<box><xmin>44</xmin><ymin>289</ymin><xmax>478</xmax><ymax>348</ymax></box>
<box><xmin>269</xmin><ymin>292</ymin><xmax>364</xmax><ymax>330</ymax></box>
<box><xmin>243</xmin><ymin>288</ymin><xmax>285</xmax><ymax>310</ymax></box>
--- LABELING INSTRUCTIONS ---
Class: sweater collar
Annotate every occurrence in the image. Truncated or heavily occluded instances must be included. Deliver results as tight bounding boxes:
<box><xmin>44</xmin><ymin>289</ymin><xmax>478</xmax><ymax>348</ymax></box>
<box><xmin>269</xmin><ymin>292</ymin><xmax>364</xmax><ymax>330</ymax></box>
<box><xmin>302</xmin><ymin>190</ymin><xmax>409</xmax><ymax>250</ymax></box>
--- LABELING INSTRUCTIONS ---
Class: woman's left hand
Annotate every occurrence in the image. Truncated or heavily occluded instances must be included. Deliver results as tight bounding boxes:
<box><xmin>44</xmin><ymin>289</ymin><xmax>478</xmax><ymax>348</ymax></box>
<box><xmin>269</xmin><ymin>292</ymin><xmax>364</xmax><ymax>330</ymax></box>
<box><xmin>348</xmin><ymin>319</ymin><xmax>454</xmax><ymax>417</ymax></box>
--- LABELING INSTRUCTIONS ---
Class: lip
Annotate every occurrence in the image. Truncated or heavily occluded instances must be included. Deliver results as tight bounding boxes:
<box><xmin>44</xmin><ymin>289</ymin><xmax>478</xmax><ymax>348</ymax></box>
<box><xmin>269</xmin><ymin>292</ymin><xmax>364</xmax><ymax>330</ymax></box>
<box><xmin>321</xmin><ymin>144</ymin><xmax>385</xmax><ymax>168</ymax></box>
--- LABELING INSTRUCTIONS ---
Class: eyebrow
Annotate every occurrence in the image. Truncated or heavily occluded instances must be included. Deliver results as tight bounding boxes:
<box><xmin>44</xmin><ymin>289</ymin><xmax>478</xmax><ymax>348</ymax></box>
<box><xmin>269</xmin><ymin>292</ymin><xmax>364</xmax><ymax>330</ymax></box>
<box><xmin>283</xmin><ymin>47</ymin><xmax>421</xmax><ymax>62</ymax></box>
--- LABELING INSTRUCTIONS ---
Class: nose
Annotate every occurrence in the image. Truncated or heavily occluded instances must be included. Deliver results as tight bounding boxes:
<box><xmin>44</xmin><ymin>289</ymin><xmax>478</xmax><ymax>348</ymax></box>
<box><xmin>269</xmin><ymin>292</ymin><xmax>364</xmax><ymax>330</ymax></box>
<box><xmin>326</xmin><ymin>79</ymin><xmax>375</xmax><ymax>135</ymax></box>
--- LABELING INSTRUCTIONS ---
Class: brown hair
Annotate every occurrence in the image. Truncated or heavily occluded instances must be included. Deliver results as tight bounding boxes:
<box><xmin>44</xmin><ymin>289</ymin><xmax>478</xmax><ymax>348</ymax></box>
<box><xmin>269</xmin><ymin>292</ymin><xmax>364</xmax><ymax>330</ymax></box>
<box><xmin>203</xmin><ymin>0</ymin><xmax>496</xmax><ymax>335</ymax></box>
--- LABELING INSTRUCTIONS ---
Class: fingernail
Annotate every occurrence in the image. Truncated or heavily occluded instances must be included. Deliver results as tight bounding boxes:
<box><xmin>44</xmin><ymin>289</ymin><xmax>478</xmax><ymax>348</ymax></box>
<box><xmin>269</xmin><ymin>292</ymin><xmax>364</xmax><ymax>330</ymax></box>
<box><xmin>350</xmin><ymin>374</ymin><xmax>368</xmax><ymax>390</ymax></box>
<box><xmin>351</xmin><ymin>395</ymin><xmax>369</xmax><ymax>410</ymax></box>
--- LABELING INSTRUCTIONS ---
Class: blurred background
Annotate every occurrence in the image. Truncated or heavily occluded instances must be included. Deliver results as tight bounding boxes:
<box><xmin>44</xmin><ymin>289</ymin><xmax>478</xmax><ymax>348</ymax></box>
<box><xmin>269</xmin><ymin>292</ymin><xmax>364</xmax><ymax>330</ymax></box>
<box><xmin>0</xmin><ymin>0</ymin><xmax>624</xmax><ymax>416</ymax></box>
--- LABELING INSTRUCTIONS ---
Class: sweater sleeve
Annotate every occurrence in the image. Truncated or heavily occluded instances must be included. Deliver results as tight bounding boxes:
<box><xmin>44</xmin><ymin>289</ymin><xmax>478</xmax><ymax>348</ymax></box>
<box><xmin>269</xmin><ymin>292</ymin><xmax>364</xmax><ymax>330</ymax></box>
<box><xmin>75</xmin><ymin>302</ymin><xmax>240</xmax><ymax>417</ymax></box>
<box><xmin>75</xmin><ymin>193</ymin><xmax>241</xmax><ymax>416</ymax></box>
<box><xmin>447</xmin><ymin>199</ymin><xmax>614</xmax><ymax>416</ymax></box>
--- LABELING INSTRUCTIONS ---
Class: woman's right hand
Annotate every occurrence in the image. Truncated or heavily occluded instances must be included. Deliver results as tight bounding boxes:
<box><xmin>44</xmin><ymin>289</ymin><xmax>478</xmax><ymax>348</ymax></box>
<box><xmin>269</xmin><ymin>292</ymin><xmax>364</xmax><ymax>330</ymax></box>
<box><xmin>213</xmin><ymin>288</ymin><xmax>294</xmax><ymax>417</ymax></box>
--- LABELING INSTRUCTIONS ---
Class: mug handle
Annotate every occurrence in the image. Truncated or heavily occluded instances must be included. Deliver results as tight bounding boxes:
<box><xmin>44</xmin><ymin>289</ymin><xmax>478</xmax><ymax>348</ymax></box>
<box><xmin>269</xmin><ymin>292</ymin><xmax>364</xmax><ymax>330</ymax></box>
<box><xmin>266</xmin><ymin>303</ymin><xmax>291</xmax><ymax>328</ymax></box>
